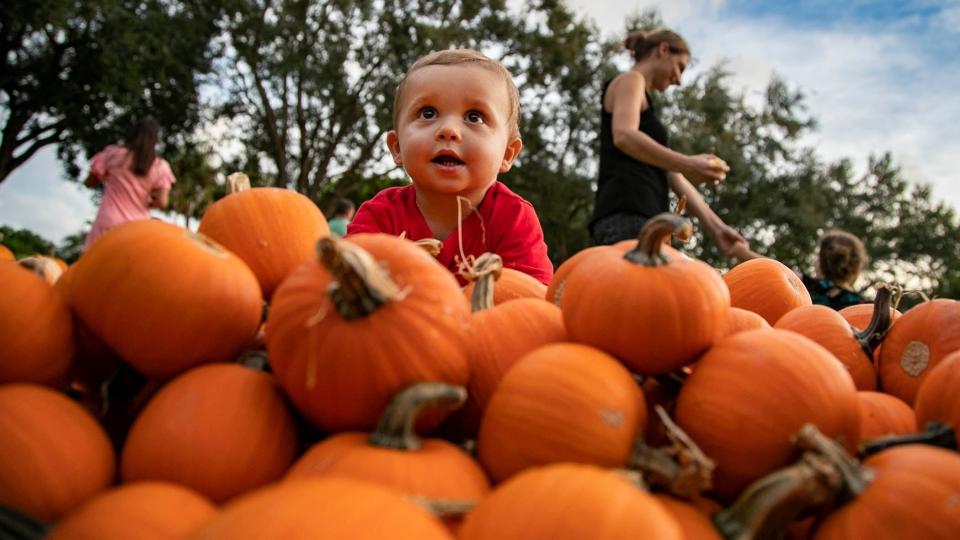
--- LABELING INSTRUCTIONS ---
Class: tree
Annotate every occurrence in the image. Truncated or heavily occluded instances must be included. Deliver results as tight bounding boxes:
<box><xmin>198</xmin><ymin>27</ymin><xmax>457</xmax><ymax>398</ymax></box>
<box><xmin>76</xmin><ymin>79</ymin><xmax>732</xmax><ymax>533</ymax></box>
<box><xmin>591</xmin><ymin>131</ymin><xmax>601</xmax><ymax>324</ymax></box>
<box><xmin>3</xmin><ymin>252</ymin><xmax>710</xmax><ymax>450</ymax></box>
<box><xmin>0</xmin><ymin>0</ymin><xmax>223</xmax><ymax>183</ymax></box>
<box><xmin>0</xmin><ymin>225</ymin><xmax>54</xmax><ymax>258</ymax></box>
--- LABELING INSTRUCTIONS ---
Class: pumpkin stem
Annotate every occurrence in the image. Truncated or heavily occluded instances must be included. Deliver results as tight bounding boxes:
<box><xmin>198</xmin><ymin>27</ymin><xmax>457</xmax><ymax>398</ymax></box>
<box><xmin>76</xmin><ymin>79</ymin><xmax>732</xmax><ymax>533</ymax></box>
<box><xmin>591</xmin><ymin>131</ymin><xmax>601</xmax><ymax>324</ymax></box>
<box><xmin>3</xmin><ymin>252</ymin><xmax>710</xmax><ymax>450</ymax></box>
<box><xmin>367</xmin><ymin>382</ymin><xmax>467</xmax><ymax>451</ymax></box>
<box><xmin>859</xmin><ymin>420</ymin><xmax>957</xmax><ymax>458</ymax></box>
<box><xmin>226</xmin><ymin>171</ymin><xmax>251</xmax><ymax>193</ymax></box>
<box><xmin>407</xmin><ymin>496</ymin><xmax>477</xmax><ymax>519</ymax></box>
<box><xmin>713</xmin><ymin>424</ymin><xmax>874</xmax><ymax>540</ymax></box>
<box><xmin>623</xmin><ymin>213</ymin><xmax>692</xmax><ymax>266</ymax></box>
<box><xmin>414</xmin><ymin>238</ymin><xmax>443</xmax><ymax>258</ymax></box>
<box><xmin>316</xmin><ymin>237</ymin><xmax>406</xmax><ymax>320</ymax></box>
<box><xmin>0</xmin><ymin>505</ymin><xmax>49</xmax><ymax>539</ymax></box>
<box><xmin>464</xmin><ymin>253</ymin><xmax>503</xmax><ymax>312</ymax></box>
<box><xmin>852</xmin><ymin>285</ymin><xmax>893</xmax><ymax>358</ymax></box>
<box><xmin>628</xmin><ymin>405</ymin><xmax>715</xmax><ymax>497</ymax></box>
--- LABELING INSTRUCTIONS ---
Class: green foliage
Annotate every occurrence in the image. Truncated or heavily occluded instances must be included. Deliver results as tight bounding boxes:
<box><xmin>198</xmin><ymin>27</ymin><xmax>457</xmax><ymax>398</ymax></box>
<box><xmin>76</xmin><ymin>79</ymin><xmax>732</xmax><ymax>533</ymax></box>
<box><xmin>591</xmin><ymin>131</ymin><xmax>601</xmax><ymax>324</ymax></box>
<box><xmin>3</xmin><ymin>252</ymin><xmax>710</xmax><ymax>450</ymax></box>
<box><xmin>0</xmin><ymin>226</ymin><xmax>54</xmax><ymax>258</ymax></box>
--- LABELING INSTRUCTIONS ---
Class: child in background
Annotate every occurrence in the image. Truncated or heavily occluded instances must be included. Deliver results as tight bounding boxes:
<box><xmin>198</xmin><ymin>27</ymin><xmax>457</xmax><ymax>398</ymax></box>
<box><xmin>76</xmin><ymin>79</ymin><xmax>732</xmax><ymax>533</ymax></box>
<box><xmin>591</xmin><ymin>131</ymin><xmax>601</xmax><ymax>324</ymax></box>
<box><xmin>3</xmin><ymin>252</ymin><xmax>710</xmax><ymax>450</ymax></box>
<box><xmin>326</xmin><ymin>197</ymin><xmax>355</xmax><ymax>237</ymax></box>
<box><xmin>347</xmin><ymin>49</ymin><xmax>553</xmax><ymax>285</ymax></box>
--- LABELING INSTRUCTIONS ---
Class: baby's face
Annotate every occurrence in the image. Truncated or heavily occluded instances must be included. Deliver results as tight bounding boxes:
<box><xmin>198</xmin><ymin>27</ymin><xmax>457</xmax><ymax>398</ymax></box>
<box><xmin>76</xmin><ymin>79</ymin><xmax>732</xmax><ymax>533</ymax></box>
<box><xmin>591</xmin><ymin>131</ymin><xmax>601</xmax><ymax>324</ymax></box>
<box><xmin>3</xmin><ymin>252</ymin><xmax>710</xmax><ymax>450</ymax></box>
<box><xmin>388</xmin><ymin>64</ymin><xmax>521</xmax><ymax>201</ymax></box>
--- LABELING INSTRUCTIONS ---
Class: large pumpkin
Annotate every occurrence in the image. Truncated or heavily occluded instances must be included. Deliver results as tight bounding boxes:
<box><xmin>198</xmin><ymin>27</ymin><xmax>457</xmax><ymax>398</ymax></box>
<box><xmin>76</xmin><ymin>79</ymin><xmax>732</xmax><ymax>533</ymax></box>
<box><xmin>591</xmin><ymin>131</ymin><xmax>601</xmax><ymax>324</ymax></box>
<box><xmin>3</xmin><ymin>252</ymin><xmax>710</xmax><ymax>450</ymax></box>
<box><xmin>723</xmin><ymin>258</ymin><xmax>811</xmax><ymax>325</ymax></box>
<box><xmin>856</xmin><ymin>391</ymin><xmax>917</xmax><ymax>441</ymax></box>
<box><xmin>562</xmin><ymin>214</ymin><xmax>729</xmax><ymax>374</ymax></box>
<box><xmin>674</xmin><ymin>329</ymin><xmax>860</xmax><ymax>500</ymax></box>
<box><xmin>877</xmin><ymin>298</ymin><xmax>960</xmax><ymax>403</ymax></box>
<box><xmin>198</xmin><ymin>183</ymin><xmax>330</xmax><ymax>299</ymax></box>
<box><xmin>0</xmin><ymin>384</ymin><xmax>115</xmax><ymax>521</ymax></box>
<box><xmin>913</xmin><ymin>350</ymin><xmax>960</xmax><ymax>446</ymax></box>
<box><xmin>458</xmin><ymin>464</ymin><xmax>682</xmax><ymax>540</ymax></box>
<box><xmin>47</xmin><ymin>482</ymin><xmax>216</xmax><ymax>540</ymax></box>
<box><xmin>68</xmin><ymin>220</ymin><xmax>262</xmax><ymax>378</ymax></box>
<box><xmin>121</xmin><ymin>364</ymin><xmax>299</xmax><ymax>503</ymax></box>
<box><xmin>192</xmin><ymin>477</ymin><xmax>453</xmax><ymax>539</ymax></box>
<box><xmin>477</xmin><ymin>342</ymin><xmax>646</xmax><ymax>483</ymax></box>
<box><xmin>267</xmin><ymin>234</ymin><xmax>471</xmax><ymax>431</ymax></box>
<box><xmin>0</xmin><ymin>261</ymin><xmax>74</xmax><ymax>386</ymax></box>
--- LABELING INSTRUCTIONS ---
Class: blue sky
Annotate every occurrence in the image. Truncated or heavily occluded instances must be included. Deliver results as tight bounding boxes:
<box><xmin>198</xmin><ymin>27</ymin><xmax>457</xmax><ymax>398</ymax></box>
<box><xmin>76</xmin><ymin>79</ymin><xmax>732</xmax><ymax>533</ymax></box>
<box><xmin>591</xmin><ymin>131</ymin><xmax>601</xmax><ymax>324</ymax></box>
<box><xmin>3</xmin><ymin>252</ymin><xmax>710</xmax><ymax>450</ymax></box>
<box><xmin>2</xmin><ymin>0</ymin><xmax>959</xmax><ymax>244</ymax></box>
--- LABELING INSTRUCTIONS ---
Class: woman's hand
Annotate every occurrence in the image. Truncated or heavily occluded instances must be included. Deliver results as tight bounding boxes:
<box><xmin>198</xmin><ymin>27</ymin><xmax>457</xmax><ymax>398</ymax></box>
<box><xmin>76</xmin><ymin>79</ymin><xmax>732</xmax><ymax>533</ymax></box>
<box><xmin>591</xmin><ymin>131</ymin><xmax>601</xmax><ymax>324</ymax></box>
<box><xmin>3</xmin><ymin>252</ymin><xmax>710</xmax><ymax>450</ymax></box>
<box><xmin>683</xmin><ymin>154</ymin><xmax>729</xmax><ymax>185</ymax></box>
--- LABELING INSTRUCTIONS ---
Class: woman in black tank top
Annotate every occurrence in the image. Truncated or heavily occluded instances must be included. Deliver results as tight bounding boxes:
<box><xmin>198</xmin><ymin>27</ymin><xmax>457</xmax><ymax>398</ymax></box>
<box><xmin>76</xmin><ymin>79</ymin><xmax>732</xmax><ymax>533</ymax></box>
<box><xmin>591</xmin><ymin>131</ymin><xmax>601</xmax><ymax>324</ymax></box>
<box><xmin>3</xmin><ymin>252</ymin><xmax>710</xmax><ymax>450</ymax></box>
<box><xmin>591</xmin><ymin>29</ymin><xmax>749</xmax><ymax>256</ymax></box>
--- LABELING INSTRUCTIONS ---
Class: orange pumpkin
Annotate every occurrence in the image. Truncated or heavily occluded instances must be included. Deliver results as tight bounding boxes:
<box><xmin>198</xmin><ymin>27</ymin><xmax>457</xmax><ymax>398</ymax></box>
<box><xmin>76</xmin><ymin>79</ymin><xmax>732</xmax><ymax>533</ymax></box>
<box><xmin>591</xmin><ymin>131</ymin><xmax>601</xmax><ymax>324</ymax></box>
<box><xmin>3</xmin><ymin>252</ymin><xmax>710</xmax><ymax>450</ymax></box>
<box><xmin>723</xmin><ymin>258</ymin><xmax>811</xmax><ymax>325</ymax></box>
<box><xmin>477</xmin><ymin>343</ymin><xmax>646</xmax><ymax>483</ymax></box>
<box><xmin>839</xmin><ymin>303</ymin><xmax>902</xmax><ymax>331</ymax></box>
<box><xmin>287</xmin><ymin>383</ymin><xmax>489</xmax><ymax>512</ymax></box>
<box><xmin>674</xmin><ymin>329</ymin><xmax>860</xmax><ymax>501</ymax></box>
<box><xmin>0</xmin><ymin>243</ymin><xmax>14</xmax><ymax>261</ymax></box>
<box><xmin>562</xmin><ymin>214</ymin><xmax>729</xmax><ymax>374</ymax></box>
<box><xmin>813</xmin><ymin>445</ymin><xmax>960</xmax><ymax>539</ymax></box>
<box><xmin>68</xmin><ymin>220</ymin><xmax>262</xmax><ymax>379</ymax></box>
<box><xmin>267</xmin><ymin>234</ymin><xmax>471</xmax><ymax>432</ymax></box>
<box><xmin>121</xmin><ymin>364</ymin><xmax>299</xmax><ymax>503</ymax></box>
<box><xmin>0</xmin><ymin>261</ymin><xmax>74</xmax><ymax>386</ymax></box>
<box><xmin>458</xmin><ymin>464</ymin><xmax>682</xmax><ymax>540</ymax></box>
<box><xmin>198</xmin><ymin>185</ymin><xmax>330</xmax><ymax>299</ymax></box>
<box><xmin>877</xmin><ymin>298</ymin><xmax>960</xmax><ymax>403</ymax></box>
<box><xmin>0</xmin><ymin>384</ymin><xmax>115</xmax><ymax>521</ymax></box>
<box><xmin>913</xmin><ymin>350</ymin><xmax>960</xmax><ymax>447</ymax></box>
<box><xmin>856</xmin><ymin>391</ymin><xmax>917</xmax><ymax>441</ymax></box>
<box><xmin>654</xmin><ymin>494</ymin><xmax>723</xmax><ymax>540</ymax></box>
<box><xmin>192</xmin><ymin>477</ymin><xmax>453</xmax><ymax>539</ymax></box>
<box><xmin>47</xmin><ymin>482</ymin><xmax>216</xmax><ymax>540</ymax></box>
<box><xmin>545</xmin><ymin>240</ymin><xmax>636</xmax><ymax>306</ymax></box>
<box><xmin>462</xmin><ymin>267</ymin><xmax>547</xmax><ymax>305</ymax></box>
<box><xmin>722</xmin><ymin>306</ymin><xmax>771</xmax><ymax>337</ymax></box>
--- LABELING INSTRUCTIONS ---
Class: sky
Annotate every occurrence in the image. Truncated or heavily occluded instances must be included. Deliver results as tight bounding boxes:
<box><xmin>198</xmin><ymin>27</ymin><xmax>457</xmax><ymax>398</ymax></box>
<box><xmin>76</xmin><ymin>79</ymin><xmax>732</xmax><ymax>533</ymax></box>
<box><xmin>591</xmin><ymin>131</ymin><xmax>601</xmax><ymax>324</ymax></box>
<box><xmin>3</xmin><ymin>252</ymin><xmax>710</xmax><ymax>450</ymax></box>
<box><xmin>2</xmin><ymin>0</ymin><xmax>959</xmax><ymax>244</ymax></box>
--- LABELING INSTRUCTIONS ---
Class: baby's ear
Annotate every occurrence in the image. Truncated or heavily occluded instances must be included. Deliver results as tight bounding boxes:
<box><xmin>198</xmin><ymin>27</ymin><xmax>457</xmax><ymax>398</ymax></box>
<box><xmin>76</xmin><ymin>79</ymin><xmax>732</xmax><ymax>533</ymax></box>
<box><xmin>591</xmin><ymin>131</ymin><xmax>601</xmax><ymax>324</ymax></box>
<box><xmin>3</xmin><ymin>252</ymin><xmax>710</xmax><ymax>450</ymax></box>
<box><xmin>386</xmin><ymin>131</ymin><xmax>402</xmax><ymax>165</ymax></box>
<box><xmin>499</xmin><ymin>137</ymin><xmax>523</xmax><ymax>173</ymax></box>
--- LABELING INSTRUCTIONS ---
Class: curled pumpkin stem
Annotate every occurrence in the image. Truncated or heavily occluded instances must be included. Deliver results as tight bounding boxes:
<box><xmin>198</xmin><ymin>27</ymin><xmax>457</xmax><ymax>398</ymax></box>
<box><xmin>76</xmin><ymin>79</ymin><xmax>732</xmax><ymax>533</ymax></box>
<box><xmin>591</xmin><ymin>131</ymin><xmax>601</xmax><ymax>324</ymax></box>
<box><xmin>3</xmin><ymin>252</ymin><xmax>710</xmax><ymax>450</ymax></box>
<box><xmin>853</xmin><ymin>284</ymin><xmax>893</xmax><ymax>358</ymax></box>
<box><xmin>367</xmin><ymin>382</ymin><xmax>467</xmax><ymax>451</ymax></box>
<box><xmin>859</xmin><ymin>420</ymin><xmax>957</xmax><ymax>458</ymax></box>
<box><xmin>226</xmin><ymin>171</ymin><xmax>251</xmax><ymax>193</ymax></box>
<box><xmin>407</xmin><ymin>495</ymin><xmax>477</xmax><ymax>519</ymax></box>
<box><xmin>624</xmin><ymin>213</ymin><xmax>692</xmax><ymax>266</ymax></box>
<box><xmin>463</xmin><ymin>252</ymin><xmax>503</xmax><ymax>312</ymax></box>
<box><xmin>415</xmin><ymin>238</ymin><xmax>443</xmax><ymax>258</ymax></box>
<box><xmin>316</xmin><ymin>237</ymin><xmax>406</xmax><ymax>320</ymax></box>
<box><xmin>629</xmin><ymin>405</ymin><xmax>715</xmax><ymax>497</ymax></box>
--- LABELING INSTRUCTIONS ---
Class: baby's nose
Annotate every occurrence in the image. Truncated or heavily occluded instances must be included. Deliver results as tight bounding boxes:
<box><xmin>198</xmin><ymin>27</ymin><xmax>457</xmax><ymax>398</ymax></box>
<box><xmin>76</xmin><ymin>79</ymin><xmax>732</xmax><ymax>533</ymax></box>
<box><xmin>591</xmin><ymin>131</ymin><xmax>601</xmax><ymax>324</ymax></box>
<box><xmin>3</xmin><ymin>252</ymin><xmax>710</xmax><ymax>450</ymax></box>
<box><xmin>435</xmin><ymin>119</ymin><xmax>461</xmax><ymax>141</ymax></box>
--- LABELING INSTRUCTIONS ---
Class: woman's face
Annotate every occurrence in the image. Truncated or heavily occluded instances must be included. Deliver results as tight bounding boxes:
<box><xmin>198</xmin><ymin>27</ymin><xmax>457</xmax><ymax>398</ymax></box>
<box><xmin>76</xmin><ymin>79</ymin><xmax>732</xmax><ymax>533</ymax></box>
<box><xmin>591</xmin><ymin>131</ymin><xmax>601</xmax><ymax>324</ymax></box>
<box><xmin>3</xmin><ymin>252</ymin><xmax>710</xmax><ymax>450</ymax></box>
<box><xmin>653</xmin><ymin>47</ymin><xmax>689</xmax><ymax>92</ymax></box>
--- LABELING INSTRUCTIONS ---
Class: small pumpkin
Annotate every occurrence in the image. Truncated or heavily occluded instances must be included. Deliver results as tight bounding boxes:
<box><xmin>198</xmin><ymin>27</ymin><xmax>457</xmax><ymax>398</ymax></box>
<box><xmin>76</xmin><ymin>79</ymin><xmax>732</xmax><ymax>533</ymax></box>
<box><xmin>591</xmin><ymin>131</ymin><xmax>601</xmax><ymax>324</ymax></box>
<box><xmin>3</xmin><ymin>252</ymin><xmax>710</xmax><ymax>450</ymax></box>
<box><xmin>913</xmin><ymin>350</ymin><xmax>960</xmax><ymax>447</ymax></box>
<box><xmin>47</xmin><ymin>482</ymin><xmax>216</xmax><ymax>540</ymax></box>
<box><xmin>723</xmin><ymin>258</ymin><xmax>811</xmax><ymax>325</ymax></box>
<box><xmin>0</xmin><ymin>384</ymin><xmax>115</xmax><ymax>521</ymax></box>
<box><xmin>121</xmin><ymin>364</ymin><xmax>299</xmax><ymax>503</ymax></box>
<box><xmin>877</xmin><ymin>298</ymin><xmax>960</xmax><ymax>404</ymax></box>
<box><xmin>545</xmin><ymin>240</ymin><xmax>636</xmax><ymax>306</ymax></box>
<box><xmin>562</xmin><ymin>214</ymin><xmax>729</xmax><ymax>374</ymax></box>
<box><xmin>856</xmin><ymin>391</ymin><xmax>917</xmax><ymax>442</ymax></box>
<box><xmin>198</xmin><ymin>178</ymin><xmax>330</xmax><ymax>299</ymax></box>
<box><xmin>722</xmin><ymin>306</ymin><xmax>771</xmax><ymax>338</ymax></box>
<box><xmin>654</xmin><ymin>494</ymin><xmax>722</xmax><ymax>540</ymax></box>
<box><xmin>461</xmin><ymin>265</ymin><xmax>547</xmax><ymax>305</ymax></box>
<box><xmin>0</xmin><ymin>243</ymin><xmax>14</xmax><ymax>261</ymax></box>
<box><xmin>476</xmin><ymin>342</ymin><xmax>646</xmax><ymax>483</ymax></box>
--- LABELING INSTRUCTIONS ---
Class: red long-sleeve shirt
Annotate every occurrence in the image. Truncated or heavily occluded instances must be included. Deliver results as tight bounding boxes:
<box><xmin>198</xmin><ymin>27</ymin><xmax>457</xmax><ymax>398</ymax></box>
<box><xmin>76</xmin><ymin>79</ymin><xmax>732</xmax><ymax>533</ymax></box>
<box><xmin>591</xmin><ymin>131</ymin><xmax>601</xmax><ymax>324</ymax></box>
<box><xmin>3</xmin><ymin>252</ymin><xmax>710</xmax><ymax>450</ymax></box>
<box><xmin>347</xmin><ymin>182</ymin><xmax>553</xmax><ymax>285</ymax></box>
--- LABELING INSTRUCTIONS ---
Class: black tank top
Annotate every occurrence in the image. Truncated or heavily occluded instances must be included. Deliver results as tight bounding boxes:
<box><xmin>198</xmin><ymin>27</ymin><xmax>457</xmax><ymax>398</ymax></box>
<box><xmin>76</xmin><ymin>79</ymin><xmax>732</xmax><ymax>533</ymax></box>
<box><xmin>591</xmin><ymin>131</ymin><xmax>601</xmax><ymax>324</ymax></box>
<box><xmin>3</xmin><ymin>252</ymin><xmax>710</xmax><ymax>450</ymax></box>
<box><xmin>590</xmin><ymin>80</ymin><xmax>669</xmax><ymax>231</ymax></box>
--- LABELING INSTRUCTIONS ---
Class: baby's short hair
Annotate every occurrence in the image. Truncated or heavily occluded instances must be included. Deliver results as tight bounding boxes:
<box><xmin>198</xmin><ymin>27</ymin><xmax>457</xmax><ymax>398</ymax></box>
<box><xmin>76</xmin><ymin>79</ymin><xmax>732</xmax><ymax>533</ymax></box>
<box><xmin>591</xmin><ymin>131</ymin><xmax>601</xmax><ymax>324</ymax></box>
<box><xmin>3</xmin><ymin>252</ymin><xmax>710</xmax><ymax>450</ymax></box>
<box><xmin>392</xmin><ymin>49</ymin><xmax>521</xmax><ymax>140</ymax></box>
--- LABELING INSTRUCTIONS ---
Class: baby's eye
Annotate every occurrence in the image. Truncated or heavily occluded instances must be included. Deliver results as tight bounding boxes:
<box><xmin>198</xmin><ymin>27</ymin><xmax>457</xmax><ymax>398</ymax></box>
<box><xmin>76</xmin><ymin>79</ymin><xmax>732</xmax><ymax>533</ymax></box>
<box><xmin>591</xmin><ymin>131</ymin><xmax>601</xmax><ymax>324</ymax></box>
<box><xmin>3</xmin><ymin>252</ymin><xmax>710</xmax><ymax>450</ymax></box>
<box><xmin>418</xmin><ymin>107</ymin><xmax>437</xmax><ymax>120</ymax></box>
<box><xmin>465</xmin><ymin>110</ymin><xmax>485</xmax><ymax>124</ymax></box>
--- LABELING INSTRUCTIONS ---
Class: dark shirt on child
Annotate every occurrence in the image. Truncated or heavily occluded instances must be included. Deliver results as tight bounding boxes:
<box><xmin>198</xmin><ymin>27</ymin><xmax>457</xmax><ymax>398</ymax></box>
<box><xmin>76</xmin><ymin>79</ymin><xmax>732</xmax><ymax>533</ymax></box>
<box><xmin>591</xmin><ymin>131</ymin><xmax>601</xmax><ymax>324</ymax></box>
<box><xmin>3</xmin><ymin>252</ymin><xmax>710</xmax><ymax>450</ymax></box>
<box><xmin>801</xmin><ymin>273</ymin><xmax>867</xmax><ymax>311</ymax></box>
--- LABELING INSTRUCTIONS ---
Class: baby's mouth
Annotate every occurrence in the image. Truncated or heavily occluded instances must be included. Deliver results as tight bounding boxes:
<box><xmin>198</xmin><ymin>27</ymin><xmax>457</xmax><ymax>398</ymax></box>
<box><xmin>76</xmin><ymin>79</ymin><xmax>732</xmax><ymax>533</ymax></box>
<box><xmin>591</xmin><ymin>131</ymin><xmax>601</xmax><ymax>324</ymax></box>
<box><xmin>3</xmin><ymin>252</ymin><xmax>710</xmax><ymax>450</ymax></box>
<box><xmin>432</xmin><ymin>155</ymin><xmax>465</xmax><ymax>166</ymax></box>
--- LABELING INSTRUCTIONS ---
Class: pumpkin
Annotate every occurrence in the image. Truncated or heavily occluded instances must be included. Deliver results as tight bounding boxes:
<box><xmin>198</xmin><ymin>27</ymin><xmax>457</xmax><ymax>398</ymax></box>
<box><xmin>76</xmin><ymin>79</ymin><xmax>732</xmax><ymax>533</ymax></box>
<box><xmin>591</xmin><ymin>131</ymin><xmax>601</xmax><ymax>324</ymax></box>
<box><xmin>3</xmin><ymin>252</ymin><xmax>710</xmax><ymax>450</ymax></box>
<box><xmin>0</xmin><ymin>261</ymin><xmax>74</xmax><ymax>386</ymax></box>
<box><xmin>654</xmin><ymin>494</ymin><xmax>723</xmax><ymax>540</ymax></box>
<box><xmin>721</xmin><ymin>306</ymin><xmax>771</xmax><ymax>338</ymax></box>
<box><xmin>674</xmin><ymin>329</ymin><xmax>860</xmax><ymax>501</ymax></box>
<box><xmin>458</xmin><ymin>464</ymin><xmax>682</xmax><ymax>540</ymax></box>
<box><xmin>856</xmin><ymin>391</ymin><xmax>917</xmax><ymax>441</ymax></box>
<box><xmin>462</xmin><ymin>267</ymin><xmax>547</xmax><ymax>305</ymax></box>
<box><xmin>562</xmin><ymin>214</ymin><xmax>729</xmax><ymax>374</ymax></box>
<box><xmin>913</xmin><ymin>350</ymin><xmax>960</xmax><ymax>447</ymax></box>
<box><xmin>192</xmin><ymin>477</ymin><xmax>453</xmax><ymax>539</ymax></box>
<box><xmin>839</xmin><ymin>302</ymin><xmax>903</xmax><ymax>366</ymax></box>
<box><xmin>774</xmin><ymin>286</ymin><xmax>894</xmax><ymax>391</ymax></box>
<box><xmin>0</xmin><ymin>384</ymin><xmax>115</xmax><ymax>521</ymax></box>
<box><xmin>476</xmin><ymin>342</ymin><xmax>646</xmax><ymax>483</ymax></box>
<box><xmin>267</xmin><ymin>234</ymin><xmax>471</xmax><ymax>432</ymax></box>
<box><xmin>545</xmin><ymin>240</ymin><xmax>637</xmax><ymax>306</ymax></box>
<box><xmin>47</xmin><ymin>482</ymin><xmax>216</xmax><ymax>540</ymax></box>
<box><xmin>198</xmin><ymin>180</ymin><xmax>330</xmax><ymax>299</ymax></box>
<box><xmin>877</xmin><ymin>298</ymin><xmax>960</xmax><ymax>404</ymax></box>
<box><xmin>121</xmin><ymin>364</ymin><xmax>299</xmax><ymax>503</ymax></box>
<box><xmin>0</xmin><ymin>243</ymin><xmax>14</xmax><ymax>261</ymax></box>
<box><xmin>67</xmin><ymin>220</ymin><xmax>262</xmax><ymax>379</ymax></box>
<box><xmin>287</xmin><ymin>383</ymin><xmax>489</xmax><ymax>516</ymax></box>
<box><xmin>723</xmin><ymin>258</ymin><xmax>811</xmax><ymax>325</ymax></box>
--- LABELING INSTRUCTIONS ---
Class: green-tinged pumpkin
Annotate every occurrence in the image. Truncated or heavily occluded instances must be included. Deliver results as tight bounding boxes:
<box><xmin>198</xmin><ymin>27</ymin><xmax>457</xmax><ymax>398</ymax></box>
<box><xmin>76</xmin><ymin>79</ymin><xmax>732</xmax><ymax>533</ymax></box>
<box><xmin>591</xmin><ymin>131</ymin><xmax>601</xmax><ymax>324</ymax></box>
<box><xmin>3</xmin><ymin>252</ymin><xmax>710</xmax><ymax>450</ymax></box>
<box><xmin>67</xmin><ymin>220</ymin><xmax>262</xmax><ymax>379</ymax></box>
<box><xmin>267</xmin><ymin>234</ymin><xmax>471</xmax><ymax>432</ymax></box>
<box><xmin>121</xmin><ymin>364</ymin><xmax>299</xmax><ymax>503</ymax></box>
<box><xmin>0</xmin><ymin>384</ymin><xmax>115</xmax><ymax>521</ymax></box>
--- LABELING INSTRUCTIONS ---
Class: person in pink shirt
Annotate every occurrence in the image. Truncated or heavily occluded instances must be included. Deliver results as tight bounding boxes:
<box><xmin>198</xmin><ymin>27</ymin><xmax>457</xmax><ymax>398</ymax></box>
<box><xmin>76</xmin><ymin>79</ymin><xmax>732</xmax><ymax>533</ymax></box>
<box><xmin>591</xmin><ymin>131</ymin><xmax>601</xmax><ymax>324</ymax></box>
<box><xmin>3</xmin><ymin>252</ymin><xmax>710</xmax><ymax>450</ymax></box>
<box><xmin>348</xmin><ymin>49</ymin><xmax>553</xmax><ymax>285</ymax></box>
<box><xmin>82</xmin><ymin>117</ymin><xmax>176</xmax><ymax>251</ymax></box>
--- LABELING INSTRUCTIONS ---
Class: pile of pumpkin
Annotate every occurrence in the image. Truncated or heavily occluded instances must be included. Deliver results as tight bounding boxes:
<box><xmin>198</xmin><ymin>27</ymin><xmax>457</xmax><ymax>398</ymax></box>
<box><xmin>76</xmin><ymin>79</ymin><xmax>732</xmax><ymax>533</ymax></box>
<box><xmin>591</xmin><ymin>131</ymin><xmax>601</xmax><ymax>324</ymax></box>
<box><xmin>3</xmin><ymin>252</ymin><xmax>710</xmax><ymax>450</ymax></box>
<box><xmin>2</xmin><ymin>181</ymin><xmax>960</xmax><ymax>539</ymax></box>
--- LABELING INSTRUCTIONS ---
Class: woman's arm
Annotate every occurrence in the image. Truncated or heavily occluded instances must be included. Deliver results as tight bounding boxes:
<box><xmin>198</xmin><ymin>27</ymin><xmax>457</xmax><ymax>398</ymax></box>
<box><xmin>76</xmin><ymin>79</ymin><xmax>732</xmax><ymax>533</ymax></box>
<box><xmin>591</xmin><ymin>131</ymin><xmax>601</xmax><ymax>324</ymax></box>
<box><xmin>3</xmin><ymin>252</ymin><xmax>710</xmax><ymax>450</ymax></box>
<box><xmin>609</xmin><ymin>71</ymin><xmax>728</xmax><ymax>184</ymax></box>
<box><xmin>668</xmin><ymin>172</ymin><xmax>747</xmax><ymax>256</ymax></box>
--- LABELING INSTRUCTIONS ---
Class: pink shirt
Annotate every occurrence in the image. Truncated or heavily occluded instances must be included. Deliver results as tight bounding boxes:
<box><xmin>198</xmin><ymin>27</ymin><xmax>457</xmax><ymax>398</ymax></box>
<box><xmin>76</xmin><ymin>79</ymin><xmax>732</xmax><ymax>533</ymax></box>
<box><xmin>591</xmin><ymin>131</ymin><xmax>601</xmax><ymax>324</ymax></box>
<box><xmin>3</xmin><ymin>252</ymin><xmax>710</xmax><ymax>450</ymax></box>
<box><xmin>347</xmin><ymin>182</ymin><xmax>554</xmax><ymax>285</ymax></box>
<box><xmin>83</xmin><ymin>145</ymin><xmax>176</xmax><ymax>250</ymax></box>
